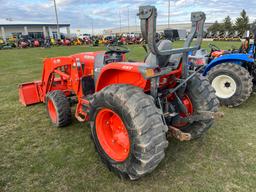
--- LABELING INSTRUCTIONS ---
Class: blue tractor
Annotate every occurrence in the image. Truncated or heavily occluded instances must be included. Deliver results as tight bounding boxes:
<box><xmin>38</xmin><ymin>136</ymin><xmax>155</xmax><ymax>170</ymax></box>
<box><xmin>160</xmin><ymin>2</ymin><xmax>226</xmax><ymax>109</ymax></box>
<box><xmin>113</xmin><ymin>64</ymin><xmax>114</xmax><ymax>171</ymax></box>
<box><xmin>191</xmin><ymin>40</ymin><xmax>256</xmax><ymax>107</ymax></box>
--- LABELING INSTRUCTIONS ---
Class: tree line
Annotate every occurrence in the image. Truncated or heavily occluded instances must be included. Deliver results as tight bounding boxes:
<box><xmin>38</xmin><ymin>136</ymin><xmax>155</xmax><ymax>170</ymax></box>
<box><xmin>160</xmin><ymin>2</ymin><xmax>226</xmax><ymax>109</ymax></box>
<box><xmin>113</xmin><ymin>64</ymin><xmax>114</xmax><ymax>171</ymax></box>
<box><xmin>208</xmin><ymin>10</ymin><xmax>256</xmax><ymax>35</ymax></box>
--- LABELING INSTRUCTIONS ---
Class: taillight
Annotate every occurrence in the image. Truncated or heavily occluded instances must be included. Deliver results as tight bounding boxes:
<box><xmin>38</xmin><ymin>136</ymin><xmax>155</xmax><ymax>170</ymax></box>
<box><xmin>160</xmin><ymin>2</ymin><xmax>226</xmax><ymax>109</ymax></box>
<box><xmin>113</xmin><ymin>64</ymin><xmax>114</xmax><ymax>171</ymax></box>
<box><xmin>194</xmin><ymin>58</ymin><xmax>205</xmax><ymax>65</ymax></box>
<box><xmin>189</xmin><ymin>58</ymin><xmax>206</xmax><ymax>66</ymax></box>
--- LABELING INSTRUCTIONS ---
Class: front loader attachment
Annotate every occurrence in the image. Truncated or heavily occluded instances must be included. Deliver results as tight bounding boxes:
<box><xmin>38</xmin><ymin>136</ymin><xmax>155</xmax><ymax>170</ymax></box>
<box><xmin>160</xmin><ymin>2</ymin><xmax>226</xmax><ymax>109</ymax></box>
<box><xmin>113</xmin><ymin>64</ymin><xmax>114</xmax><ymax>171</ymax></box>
<box><xmin>19</xmin><ymin>81</ymin><xmax>42</xmax><ymax>106</ymax></box>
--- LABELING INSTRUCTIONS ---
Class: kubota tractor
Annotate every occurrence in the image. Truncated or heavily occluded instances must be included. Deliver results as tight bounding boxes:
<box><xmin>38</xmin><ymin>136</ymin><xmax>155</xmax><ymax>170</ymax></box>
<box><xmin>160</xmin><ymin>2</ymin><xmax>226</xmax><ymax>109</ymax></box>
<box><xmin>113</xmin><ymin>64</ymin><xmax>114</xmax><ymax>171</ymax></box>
<box><xmin>19</xmin><ymin>6</ymin><xmax>221</xmax><ymax>180</ymax></box>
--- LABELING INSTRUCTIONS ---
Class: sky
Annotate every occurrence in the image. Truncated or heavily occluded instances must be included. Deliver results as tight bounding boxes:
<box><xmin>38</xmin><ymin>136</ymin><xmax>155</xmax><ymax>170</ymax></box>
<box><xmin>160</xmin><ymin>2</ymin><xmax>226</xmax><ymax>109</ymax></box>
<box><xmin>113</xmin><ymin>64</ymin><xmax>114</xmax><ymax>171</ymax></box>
<box><xmin>1</xmin><ymin>0</ymin><xmax>256</xmax><ymax>34</ymax></box>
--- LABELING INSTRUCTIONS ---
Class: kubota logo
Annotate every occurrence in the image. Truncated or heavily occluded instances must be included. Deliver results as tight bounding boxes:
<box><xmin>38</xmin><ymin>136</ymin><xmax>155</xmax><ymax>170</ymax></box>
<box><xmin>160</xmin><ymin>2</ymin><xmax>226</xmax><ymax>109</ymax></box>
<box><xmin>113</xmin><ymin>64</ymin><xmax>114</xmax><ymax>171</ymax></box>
<box><xmin>53</xmin><ymin>59</ymin><xmax>61</xmax><ymax>64</ymax></box>
<box><xmin>122</xmin><ymin>66</ymin><xmax>133</xmax><ymax>70</ymax></box>
<box><xmin>84</xmin><ymin>55</ymin><xmax>95</xmax><ymax>60</ymax></box>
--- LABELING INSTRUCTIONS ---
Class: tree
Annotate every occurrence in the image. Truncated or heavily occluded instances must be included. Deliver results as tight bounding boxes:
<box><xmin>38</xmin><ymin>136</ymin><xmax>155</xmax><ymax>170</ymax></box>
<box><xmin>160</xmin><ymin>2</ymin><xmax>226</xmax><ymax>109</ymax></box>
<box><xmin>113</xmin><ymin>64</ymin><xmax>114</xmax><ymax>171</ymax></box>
<box><xmin>208</xmin><ymin>21</ymin><xmax>222</xmax><ymax>33</ymax></box>
<box><xmin>251</xmin><ymin>20</ymin><xmax>256</xmax><ymax>40</ymax></box>
<box><xmin>223</xmin><ymin>16</ymin><xmax>233</xmax><ymax>32</ymax></box>
<box><xmin>251</xmin><ymin>20</ymin><xmax>256</xmax><ymax>33</ymax></box>
<box><xmin>235</xmin><ymin>9</ymin><xmax>249</xmax><ymax>35</ymax></box>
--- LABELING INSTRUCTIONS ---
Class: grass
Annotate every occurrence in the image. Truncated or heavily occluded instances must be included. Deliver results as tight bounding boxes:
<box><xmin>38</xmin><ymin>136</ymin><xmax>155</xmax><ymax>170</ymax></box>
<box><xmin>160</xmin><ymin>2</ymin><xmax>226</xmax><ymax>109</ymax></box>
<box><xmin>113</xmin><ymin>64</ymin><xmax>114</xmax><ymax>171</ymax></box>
<box><xmin>0</xmin><ymin>41</ymin><xmax>256</xmax><ymax>192</ymax></box>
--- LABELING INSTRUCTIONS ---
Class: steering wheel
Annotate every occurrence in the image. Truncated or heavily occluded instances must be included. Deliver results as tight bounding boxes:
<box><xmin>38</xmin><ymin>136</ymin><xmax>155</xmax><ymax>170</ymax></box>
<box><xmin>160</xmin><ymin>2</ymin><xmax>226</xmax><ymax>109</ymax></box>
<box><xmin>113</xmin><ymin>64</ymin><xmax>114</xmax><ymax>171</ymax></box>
<box><xmin>208</xmin><ymin>43</ymin><xmax>221</xmax><ymax>51</ymax></box>
<box><xmin>106</xmin><ymin>44</ymin><xmax>130</xmax><ymax>54</ymax></box>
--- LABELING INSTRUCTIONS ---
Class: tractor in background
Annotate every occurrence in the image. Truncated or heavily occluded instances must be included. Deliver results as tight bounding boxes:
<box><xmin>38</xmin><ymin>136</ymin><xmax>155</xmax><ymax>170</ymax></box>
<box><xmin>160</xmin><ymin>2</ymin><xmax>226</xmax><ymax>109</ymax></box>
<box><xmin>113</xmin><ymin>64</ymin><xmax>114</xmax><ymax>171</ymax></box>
<box><xmin>190</xmin><ymin>38</ymin><xmax>256</xmax><ymax>107</ymax></box>
<box><xmin>19</xmin><ymin>6</ymin><xmax>221</xmax><ymax>180</ymax></box>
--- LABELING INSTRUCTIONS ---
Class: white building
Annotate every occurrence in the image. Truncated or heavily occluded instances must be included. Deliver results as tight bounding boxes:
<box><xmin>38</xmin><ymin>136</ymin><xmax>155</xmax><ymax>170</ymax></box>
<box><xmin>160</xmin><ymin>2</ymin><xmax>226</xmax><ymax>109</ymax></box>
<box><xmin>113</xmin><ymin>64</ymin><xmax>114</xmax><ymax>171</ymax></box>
<box><xmin>0</xmin><ymin>19</ymin><xmax>70</xmax><ymax>41</ymax></box>
<box><xmin>104</xmin><ymin>22</ymin><xmax>214</xmax><ymax>35</ymax></box>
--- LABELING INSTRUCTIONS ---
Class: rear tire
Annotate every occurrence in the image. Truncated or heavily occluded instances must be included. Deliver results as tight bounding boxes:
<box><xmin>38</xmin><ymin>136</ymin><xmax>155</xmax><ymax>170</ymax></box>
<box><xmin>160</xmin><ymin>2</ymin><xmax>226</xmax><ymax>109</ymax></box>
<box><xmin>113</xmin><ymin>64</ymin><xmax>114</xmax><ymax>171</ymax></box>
<box><xmin>90</xmin><ymin>84</ymin><xmax>168</xmax><ymax>180</ymax></box>
<box><xmin>177</xmin><ymin>74</ymin><xmax>219</xmax><ymax>139</ymax></box>
<box><xmin>208</xmin><ymin>63</ymin><xmax>253</xmax><ymax>107</ymax></box>
<box><xmin>46</xmin><ymin>90</ymin><xmax>72</xmax><ymax>127</ymax></box>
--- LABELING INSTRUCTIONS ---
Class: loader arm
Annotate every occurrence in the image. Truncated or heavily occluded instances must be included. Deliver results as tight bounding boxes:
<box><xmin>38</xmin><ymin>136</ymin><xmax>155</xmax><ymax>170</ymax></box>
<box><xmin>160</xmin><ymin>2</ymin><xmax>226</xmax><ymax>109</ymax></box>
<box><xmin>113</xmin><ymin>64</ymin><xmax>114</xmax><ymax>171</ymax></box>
<box><xmin>19</xmin><ymin>56</ymin><xmax>84</xmax><ymax>106</ymax></box>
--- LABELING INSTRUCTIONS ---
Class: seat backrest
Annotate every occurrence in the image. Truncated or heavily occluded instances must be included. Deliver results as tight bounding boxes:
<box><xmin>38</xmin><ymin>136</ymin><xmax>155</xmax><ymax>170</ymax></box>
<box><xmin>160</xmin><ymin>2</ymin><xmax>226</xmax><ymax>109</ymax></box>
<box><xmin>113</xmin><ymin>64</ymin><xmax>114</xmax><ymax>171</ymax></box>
<box><xmin>194</xmin><ymin>49</ymin><xmax>208</xmax><ymax>57</ymax></box>
<box><xmin>168</xmin><ymin>53</ymin><xmax>182</xmax><ymax>69</ymax></box>
<box><xmin>145</xmin><ymin>40</ymin><xmax>182</xmax><ymax>69</ymax></box>
<box><xmin>145</xmin><ymin>40</ymin><xmax>172</xmax><ymax>67</ymax></box>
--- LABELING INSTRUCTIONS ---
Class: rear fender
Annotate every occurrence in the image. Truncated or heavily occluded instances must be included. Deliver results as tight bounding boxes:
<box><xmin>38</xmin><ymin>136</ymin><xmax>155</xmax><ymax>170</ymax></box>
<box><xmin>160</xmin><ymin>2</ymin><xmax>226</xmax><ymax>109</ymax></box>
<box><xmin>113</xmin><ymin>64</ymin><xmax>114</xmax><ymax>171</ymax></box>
<box><xmin>95</xmin><ymin>62</ymin><xmax>149</xmax><ymax>91</ymax></box>
<box><xmin>203</xmin><ymin>54</ymin><xmax>254</xmax><ymax>75</ymax></box>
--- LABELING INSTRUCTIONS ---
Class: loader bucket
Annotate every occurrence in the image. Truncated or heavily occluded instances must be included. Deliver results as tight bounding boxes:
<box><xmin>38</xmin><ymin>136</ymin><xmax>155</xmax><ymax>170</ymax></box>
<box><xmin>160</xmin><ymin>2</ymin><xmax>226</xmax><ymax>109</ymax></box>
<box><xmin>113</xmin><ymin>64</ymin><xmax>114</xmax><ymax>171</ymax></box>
<box><xmin>19</xmin><ymin>81</ymin><xmax>42</xmax><ymax>106</ymax></box>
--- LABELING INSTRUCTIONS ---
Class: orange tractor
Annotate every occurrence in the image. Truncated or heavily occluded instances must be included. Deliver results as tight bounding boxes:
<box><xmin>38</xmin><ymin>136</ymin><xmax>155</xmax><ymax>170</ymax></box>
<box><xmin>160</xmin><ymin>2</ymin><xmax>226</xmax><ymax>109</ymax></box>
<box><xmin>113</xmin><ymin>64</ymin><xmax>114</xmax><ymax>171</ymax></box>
<box><xmin>19</xmin><ymin>6</ymin><xmax>221</xmax><ymax>180</ymax></box>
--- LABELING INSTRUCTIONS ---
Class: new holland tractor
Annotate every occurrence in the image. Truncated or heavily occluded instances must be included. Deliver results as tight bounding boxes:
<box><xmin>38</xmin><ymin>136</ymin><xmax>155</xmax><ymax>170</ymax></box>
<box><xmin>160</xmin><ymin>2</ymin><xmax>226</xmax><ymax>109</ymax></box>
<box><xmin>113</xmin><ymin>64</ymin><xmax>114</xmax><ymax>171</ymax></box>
<box><xmin>192</xmin><ymin>39</ymin><xmax>256</xmax><ymax>107</ymax></box>
<box><xmin>19</xmin><ymin>6</ymin><xmax>221</xmax><ymax>180</ymax></box>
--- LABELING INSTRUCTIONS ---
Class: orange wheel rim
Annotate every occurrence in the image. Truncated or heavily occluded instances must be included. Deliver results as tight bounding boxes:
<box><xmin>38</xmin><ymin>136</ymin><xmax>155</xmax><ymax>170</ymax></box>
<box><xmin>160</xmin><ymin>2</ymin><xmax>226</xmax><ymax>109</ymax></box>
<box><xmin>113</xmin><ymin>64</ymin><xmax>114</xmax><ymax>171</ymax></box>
<box><xmin>96</xmin><ymin>109</ymin><xmax>130</xmax><ymax>162</ymax></box>
<box><xmin>47</xmin><ymin>99</ymin><xmax>57</xmax><ymax>123</ymax></box>
<box><xmin>174</xmin><ymin>95</ymin><xmax>193</xmax><ymax>127</ymax></box>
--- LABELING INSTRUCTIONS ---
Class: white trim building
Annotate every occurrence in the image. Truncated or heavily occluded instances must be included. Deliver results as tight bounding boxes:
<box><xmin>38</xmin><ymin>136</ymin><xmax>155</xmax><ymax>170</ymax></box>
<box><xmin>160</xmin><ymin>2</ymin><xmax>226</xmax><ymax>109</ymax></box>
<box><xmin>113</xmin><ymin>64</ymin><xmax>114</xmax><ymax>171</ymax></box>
<box><xmin>0</xmin><ymin>19</ymin><xmax>70</xmax><ymax>41</ymax></box>
<box><xmin>104</xmin><ymin>22</ymin><xmax>214</xmax><ymax>35</ymax></box>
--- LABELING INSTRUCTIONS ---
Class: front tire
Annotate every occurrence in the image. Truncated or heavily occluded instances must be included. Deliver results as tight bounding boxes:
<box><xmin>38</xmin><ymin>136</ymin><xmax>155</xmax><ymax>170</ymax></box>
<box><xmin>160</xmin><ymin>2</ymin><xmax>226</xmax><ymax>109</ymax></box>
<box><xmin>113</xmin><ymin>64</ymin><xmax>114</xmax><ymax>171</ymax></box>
<box><xmin>90</xmin><ymin>84</ymin><xmax>168</xmax><ymax>180</ymax></box>
<box><xmin>45</xmin><ymin>90</ymin><xmax>72</xmax><ymax>127</ymax></box>
<box><xmin>208</xmin><ymin>63</ymin><xmax>253</xmax><ymax>107</ymax></box>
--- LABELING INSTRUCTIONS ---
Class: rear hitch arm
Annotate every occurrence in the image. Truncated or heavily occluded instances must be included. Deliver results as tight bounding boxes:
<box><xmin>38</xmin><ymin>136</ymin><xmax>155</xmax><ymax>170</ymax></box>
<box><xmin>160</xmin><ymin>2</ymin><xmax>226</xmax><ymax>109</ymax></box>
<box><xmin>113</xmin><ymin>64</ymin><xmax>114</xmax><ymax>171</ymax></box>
<box><xmin>168</xmin><ymin>111</ymin><xmax>224</xmax><ymax>141</ymax></box>
<box><xmin>168</xmin><ymin>65</ymin><xmax>205</xmax><ymax>95</ymax></box>
<box><xmin>168</xmin><ymin>126</ymin><xmax>191</xmax><ymax>141</ymax></box>
<box><xmin>172</xmin><ymin>111</ymin><xmax>224</xmax><ymax>125</ymax></box>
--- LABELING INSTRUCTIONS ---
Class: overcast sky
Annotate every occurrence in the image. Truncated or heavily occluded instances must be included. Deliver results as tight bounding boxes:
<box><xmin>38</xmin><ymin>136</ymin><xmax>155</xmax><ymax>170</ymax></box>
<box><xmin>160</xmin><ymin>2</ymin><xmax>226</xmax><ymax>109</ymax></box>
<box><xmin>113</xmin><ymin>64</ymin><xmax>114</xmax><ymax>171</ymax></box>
<box><xmin>1</xmin><ymin>0</ymin><xmax>256</xmax><ymax>33</ymax></box>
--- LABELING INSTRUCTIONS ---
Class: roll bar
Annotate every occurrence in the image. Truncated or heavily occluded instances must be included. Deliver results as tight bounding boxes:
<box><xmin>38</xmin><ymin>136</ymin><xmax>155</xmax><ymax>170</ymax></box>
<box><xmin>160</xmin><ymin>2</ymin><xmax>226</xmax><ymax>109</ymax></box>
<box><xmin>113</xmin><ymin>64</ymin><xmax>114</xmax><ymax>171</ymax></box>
<box><xmin>138</xmin><ymin>5</ymin><xmax>206</xmax><ymax>57</ymax></box>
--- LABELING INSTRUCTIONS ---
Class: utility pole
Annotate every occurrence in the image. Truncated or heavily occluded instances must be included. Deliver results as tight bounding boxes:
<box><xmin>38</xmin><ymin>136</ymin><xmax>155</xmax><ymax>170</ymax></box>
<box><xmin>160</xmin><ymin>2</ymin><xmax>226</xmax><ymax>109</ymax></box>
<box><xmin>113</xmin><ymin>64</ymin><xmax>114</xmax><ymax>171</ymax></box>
<box><xmin>91</xmin><ymin>19</ymin><xmax>94</xmax><ymax>36</ymax></box>
<box><xmin>119</xmin><ymin>10</ymin><xmax>122</xmax><ymax>34</ymax></box>
<box><xmin>128</xmin><ymin>7</ymin><xmax>130</xmax><ymax>34</ymax></box>
<box><xmin>53</xmin><ymin>0</ymin><xmax>60</xmax><ymax>39</ymax></box>
<box><xmin>168</xmin><ymin>0</ymin><xmax>170</xmax><ymax>29</ymax></box>
<box><xmin>135</xmin><ymin>16</ymin><xmax>137</xmax><ymax>33</ymax></box>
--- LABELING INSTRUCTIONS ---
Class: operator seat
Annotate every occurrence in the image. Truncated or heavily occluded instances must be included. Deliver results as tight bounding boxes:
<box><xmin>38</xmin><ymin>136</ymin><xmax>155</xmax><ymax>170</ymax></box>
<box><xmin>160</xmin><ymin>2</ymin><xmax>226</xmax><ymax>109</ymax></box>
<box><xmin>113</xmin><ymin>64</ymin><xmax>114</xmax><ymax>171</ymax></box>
<box><xmin>82</xmin><ymin>50</ymin><xmax>115</xmax><ymax>96</ymax></box>
<box><xmin>145</xmin><ymin>40</ymin><xmax>182</xmax><ymax>69</ymax></box>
